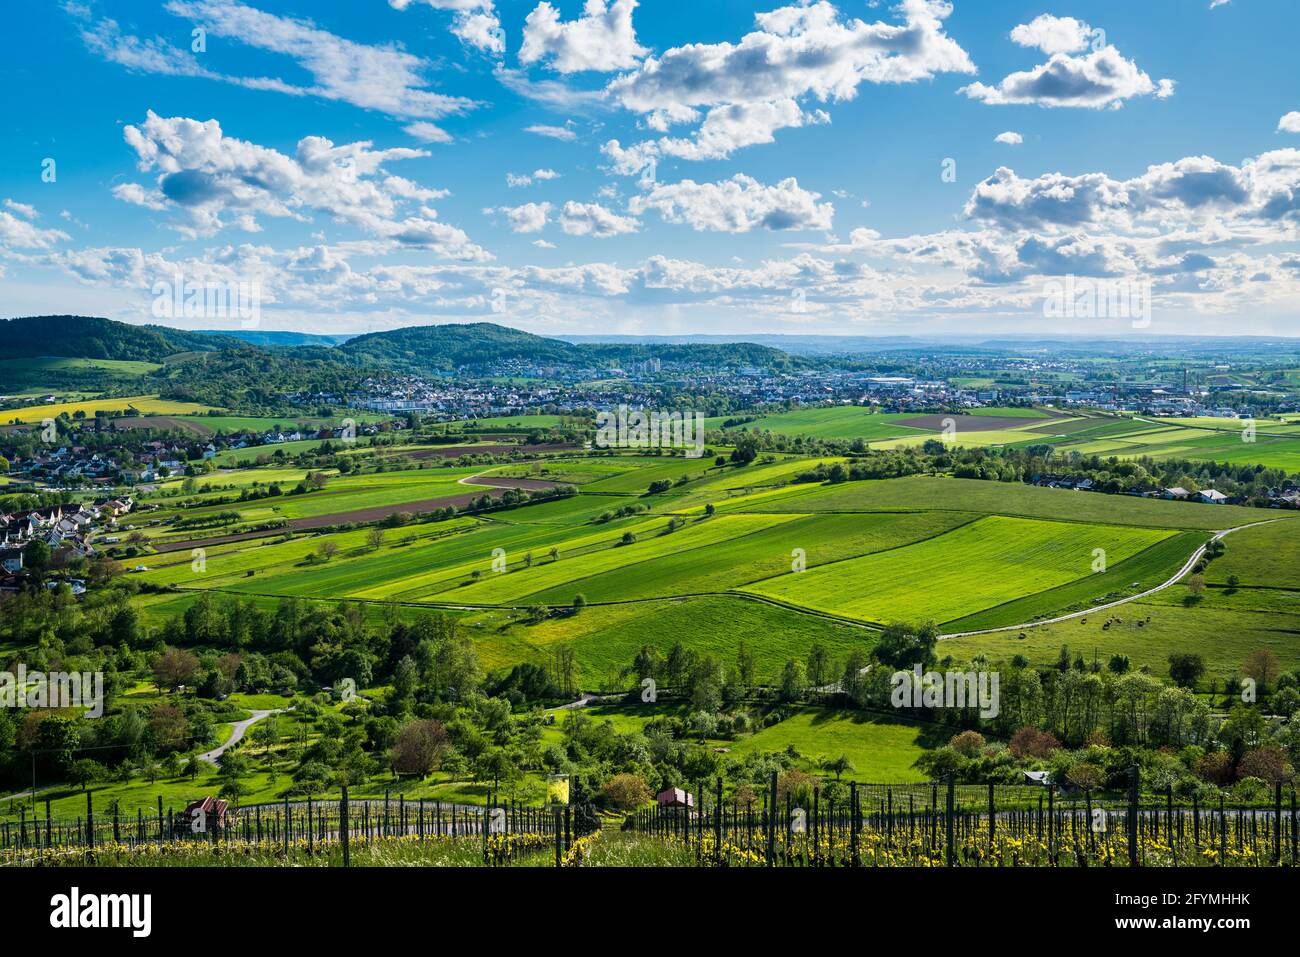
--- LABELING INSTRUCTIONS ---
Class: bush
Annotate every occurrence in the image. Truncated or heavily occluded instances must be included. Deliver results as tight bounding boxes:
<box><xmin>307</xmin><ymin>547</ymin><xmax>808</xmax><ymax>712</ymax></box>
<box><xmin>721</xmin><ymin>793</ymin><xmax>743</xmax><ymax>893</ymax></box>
<box><xmin>602</xmin><ymin>772</ymin><xmax>652</xmax><ymax>811</ymax></box>
<box><xmin>1008</xmin><ymin>726</ymin><xmax>1061</xmax><ymax>759</ymax></box>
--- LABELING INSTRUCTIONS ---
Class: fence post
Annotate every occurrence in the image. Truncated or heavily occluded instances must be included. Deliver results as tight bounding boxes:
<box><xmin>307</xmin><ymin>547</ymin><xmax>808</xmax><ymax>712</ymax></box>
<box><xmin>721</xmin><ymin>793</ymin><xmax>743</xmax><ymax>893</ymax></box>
<box><xmin>86</xmin><ymin>791</ymin><xmax>94</xmax><ymax>850</ymax></box>
<box><xmin>849</xmin><ymin>781</ymin><xmax>859</xmax><ymax>867</ymax></box>
<box><xmin>1274</xmin><ymin>782</ymin><xmax>1283</xmax><ymax>866</ymax></box>
<box><xmin>945</xmin><ymin>775</ymin><xmax>955</xmax><ymax>867</ymax></box>
<box><xmin>766</xmin><ymin>770</ymin><xmax>777</xmax><ymax>867</ymax></box>
<box><xmin>1047</xmin><ymin>785</ymin><xmax>1055</xmax><ymax>863</ymax></box>
<box><xmin>714</xmin><ymin>777</ymin><xmax>723</xmax><ymax>866</ymax></box>
<box><xmin>341</xmin><ymin>785</ymin><xmax>350</xmax><ymax>867</ymax></box>
<box><xmin>1127</xmin><ymin>766</ymin><xmax>1139</xmax><ymax>868</ymax></box>
<box><xmin>988</xmin><ymin>782</ymin><xmax>995</xmax><ymax>846</ymax></box>
<box><xmin>554</xmin><ymin>809</ymin><xmax>562</xmax><ymax>867</ymax></box>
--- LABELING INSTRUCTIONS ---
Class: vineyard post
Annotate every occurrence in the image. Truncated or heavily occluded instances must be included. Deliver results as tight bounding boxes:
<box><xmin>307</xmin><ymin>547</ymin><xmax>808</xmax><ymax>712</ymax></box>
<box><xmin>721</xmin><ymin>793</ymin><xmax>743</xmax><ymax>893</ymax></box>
<box><xmin>341</xmin><ymin>785</ymin><xmax>350</xmax><ymax>868</ymax></box>
<box><xmin>849</xmin><ymin>782</ymin><xmax>858</xmax><ymax>867</ymax></box>
<box><xmin>1274</xmin><ymin>782</ymin><xmax>1283</xmax><ymax>866</ymax></box>
<box><xmin>1219</xmin><ymin>793</ymin><xmax>1226</xmax><ymax>863</ymax></box>
<box><xmin>1084</xmin><ymin>789</ymin><xmax>1095</xmax><ymax>859</ymax></box>
<box><xmin>86</xmin><ymin>790</ymin><xmax>93</xmax><ymax>850</ymax></box>
<box><xmin>1047</xmin><ymin>785</ymin><xmax>1055</xmax><ymax>862</ymax></box>
<box><xmin>988</xmin><ymin>782</ymin><xmax>995</xmax><ymax>845</ymax></box>
<box><xmin>945</xmin><ymin>775</ymin><xmax>954</xmax><ymax>867</ymax></box>
<box><xmin>766</xmin><ymin>769</ymin><xmax>777</xmax><ymax>867</ymax></box>
<box><xmin>714</xmin><ymin>777</ymin><xmax>723</xmax><ymax>866</ymax></box>
<box><xmin>1127</xmin><ymin>766</ymin><xmax>1139</xmax><ymax>867</ymax></box>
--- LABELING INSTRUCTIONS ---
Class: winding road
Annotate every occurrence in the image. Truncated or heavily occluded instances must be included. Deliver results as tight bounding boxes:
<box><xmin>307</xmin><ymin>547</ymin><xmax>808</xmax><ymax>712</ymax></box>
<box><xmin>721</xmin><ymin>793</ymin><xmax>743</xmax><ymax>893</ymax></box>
<box><xmin>938</xmin><ymin>519</ymin><xmax>1278</xmax><ymax>640</ymax></box>
<box><xmin>198</xmin><ymin>708</ymin><xmax>286</xmax><ymax>765</ymax></box>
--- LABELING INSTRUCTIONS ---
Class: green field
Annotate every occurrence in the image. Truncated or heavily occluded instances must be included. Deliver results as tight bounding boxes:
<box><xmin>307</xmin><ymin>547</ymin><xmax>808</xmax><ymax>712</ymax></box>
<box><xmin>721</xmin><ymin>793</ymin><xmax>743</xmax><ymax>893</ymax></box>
<box><xmin>744</xmin><ymin>475</ymin><xmax>1279</xmax><ymax>530</ymax></box>
<box><xmin>728</xmin><ymin>708</ymin><xmax>933</xmax><ymax>782</ymax></box>
<box><xmin>741</xmin><ymin>515</ymin><xmax>1176</xmax><ymax>625</ymax></box>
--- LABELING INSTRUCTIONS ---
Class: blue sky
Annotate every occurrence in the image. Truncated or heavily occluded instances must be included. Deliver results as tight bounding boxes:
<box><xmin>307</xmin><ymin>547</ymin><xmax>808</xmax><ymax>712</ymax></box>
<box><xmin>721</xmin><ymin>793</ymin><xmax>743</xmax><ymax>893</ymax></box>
<box><xmin>1</xmin><ymin>0</ymin><xmax>1298</xmax><ymax>338</ymax></box>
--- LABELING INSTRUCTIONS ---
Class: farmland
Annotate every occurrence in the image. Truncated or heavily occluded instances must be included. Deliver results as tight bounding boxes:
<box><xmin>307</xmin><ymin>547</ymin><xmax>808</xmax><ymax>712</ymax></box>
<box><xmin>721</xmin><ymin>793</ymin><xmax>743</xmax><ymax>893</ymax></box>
<box><xmin>708</xmin><ymin>404</ymin><xmax>1300</xmax><ymax>471</ymax></box>
<box><xmin>1</xmin><ymin>394</ymin><xmax>218</xmax><ymax>424</ymax></box>
<box><xmin>116</xmin><ymin>449</ymin><xmax>1300</xmax><ymax>691</ymax></box>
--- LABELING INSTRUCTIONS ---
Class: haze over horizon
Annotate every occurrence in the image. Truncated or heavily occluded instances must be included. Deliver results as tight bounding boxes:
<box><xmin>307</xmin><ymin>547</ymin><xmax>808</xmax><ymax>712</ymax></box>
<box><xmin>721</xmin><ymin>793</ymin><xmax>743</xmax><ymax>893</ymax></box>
<box><xmin>2</xmin><ymin>0</ymin><xmax>1299</xmax><ymax>338</ymax></box>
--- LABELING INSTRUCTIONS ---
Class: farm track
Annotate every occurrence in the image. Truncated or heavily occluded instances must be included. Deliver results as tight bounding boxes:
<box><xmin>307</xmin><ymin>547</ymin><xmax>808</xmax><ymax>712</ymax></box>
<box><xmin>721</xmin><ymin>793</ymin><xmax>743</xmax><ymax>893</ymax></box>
<box><xmin>939</xmin><ymin>520</ymin><xmax>1280</xmax><ymax>640</ymax></box>
<box><xmin>197</xmin><ymin>708</ymin><xmax>287</xmax><ymax>765</ymax></box>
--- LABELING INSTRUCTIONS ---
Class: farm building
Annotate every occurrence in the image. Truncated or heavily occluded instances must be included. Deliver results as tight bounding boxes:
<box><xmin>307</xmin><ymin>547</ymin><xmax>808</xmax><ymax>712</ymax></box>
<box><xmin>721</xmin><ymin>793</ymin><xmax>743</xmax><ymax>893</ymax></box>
<box><xmin>180</xmin><ymin>796</ymin><xmax>234</xmax><ymax>833</ymax></box>
<box><xmin>656</xmin><ymin>787</ymin><xmax>694</xmax><ymax>809</ymax></box>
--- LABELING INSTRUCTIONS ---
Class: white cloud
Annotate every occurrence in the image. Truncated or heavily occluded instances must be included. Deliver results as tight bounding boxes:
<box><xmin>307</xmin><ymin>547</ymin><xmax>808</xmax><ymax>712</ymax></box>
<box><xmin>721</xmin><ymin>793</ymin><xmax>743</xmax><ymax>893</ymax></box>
<box><xmin>389</xmin><ymin>0</ymin><xmax>505</xmax><ymax>55</ymax></box>
<box><xmin>0</xmin><ymin>203</ymin><xmax>68</xmax><ymax>250</ymax></box>
<box><xmin>963</xmin><ymin>17</ymin><xmax>1174</xmax><ymax>109</ymax></box>
<box><xmin>117</xmin><ymin>111</ymin><xmax>490</xmax><ymax>261</ymax></box>
<box><xmin>520</xmin><ymin>0</ymin><xmax>647</xmax><ymax>73</ymax></box>
<box><xmin>507</xmin><ymin>169</ymin><xmax>561</xmax><ymax>187</ymax></box>
<box><xmin>488</xmin><ymin>202</ymin><xmax>552</xmax><ymax>233</ymax></box>
<box><xmin>630</xmin><ymin>174</ymin><xmax>834</xmax><ymax>232</ymax></box>
<box><xmin>602</xmin><ymin>0</ymin><xmax>974</xmax><ymax>171</ymax></box>
<box><xmin>404</xmin><ymin>121</ymin><xmax>454</xmax><ymax>144</ymax></box>
<box><xmin>3</xmin><ymin>200</ymin><xmax>39</xmax><ymax>219</ymax></box>
<box><xmin>525</xmin><ymin>123</ymin><xmax>578</xmax><ymax>140</ymax></box>
<box><xmin>1279</xmin><ymin>112</ymin><xmax>1300</xmax><ymax>134</ymax></box>
<box><xmin>557</xmin><ymin>201</ymin><xmax>638</xmax><ymax>236</ymax></box>
<box><xmin>76</xmin><ymin>1</ymin><xmax>480</xmax><ymax>121</ymax></box>
<box><xmin>1009</xmin><ymin>15</ymin><xmax>1093</xmax><ymax>55</ymax></box>
<box><xmin>994</xmin><ymin>131</ymin><xmax>1023</xmax><ymax>145</ymax></box>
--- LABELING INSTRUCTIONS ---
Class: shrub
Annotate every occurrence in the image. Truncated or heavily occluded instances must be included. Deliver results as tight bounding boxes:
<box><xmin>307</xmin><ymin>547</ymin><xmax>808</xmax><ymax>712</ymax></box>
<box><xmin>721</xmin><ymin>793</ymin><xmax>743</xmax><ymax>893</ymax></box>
<box><xmin>949</xmin><ymin>730</ymin><xmax>986</xmax><ymax>757</ymax></box>
<box><xmin>1008</xmin><ymin>726</ymin><xmax>1061</xmax><ymax>759</ymax></box>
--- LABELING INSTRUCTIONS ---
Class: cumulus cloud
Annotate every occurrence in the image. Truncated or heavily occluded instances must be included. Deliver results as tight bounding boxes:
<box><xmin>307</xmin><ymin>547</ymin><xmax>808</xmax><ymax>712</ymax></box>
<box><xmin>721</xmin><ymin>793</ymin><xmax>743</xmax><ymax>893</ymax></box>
<box><xmin>1279</xmin><ymin>112</ymin><xmax>1300</xmax><ymax>134</ymax></box>
<box><xmin>630</xmin><ymin>174</ymin><xmax>834</xmax><ymax>232</ymax></box>
<box><xmin>602</xmin><ymin>0</ymin><xmax>974</xmax><ymax>172</ymax></box>
<box><xmin>389</xmin><ymin>0</ymin><xmax>505</xmax><ymax>55</ymax></box>
<box><xmin>557</xmin><ymin>201</ymin><xmax>639</xmax><ymax>236</ymax></box>
<box><xmin>962</xmin><ymin>152</ymin><xmax>1289</xmax><ymax>233</ymax></box>
<box><xmin>117</xmin><ymin>111</ymin><xmax>489</xmax><ymax>260</ymax></box>
<box><xmin>520</xmin><ymin>0</ymin><xmax>647</xmax><ymax>73</ymax></box>
<box><xmin>962</xmin><ymin>16</ymin><xmax>1174</xmax><ymax>109</ymax></box>
<box><xmin>1009</xmin><ymin>14</ymin><xmax>1093</xmax><ymax>55</ymax></box>
<box><xmin>487</xmin><ymin>201</ymin><xmax>552</xmax><ymax>233</ymax></box>
<box><xmin>994</xmin><ymin>131</ymin><xmax>1023</xmax><ymax>145</ymax></box>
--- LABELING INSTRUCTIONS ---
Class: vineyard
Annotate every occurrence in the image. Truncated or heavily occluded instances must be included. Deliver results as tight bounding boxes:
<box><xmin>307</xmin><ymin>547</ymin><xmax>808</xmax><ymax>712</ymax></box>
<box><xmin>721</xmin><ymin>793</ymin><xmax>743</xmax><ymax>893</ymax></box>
<box><xmin>5</xmin><ymin>773</ymin><xmax>1296</xmax><ymax>869</ymax></box>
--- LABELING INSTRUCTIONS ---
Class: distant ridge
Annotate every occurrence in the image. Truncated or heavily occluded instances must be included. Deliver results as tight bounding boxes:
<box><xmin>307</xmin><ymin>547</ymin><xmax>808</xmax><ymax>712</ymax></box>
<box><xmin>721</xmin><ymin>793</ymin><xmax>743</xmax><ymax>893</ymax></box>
<box><xmin>195</xmin><ymin>330</ymin><xmax>355</xmax><ymax>348</ymax></box>
<box><xmin>0</xmin><ymin>316</ymin><xmax>237</xmax><ymax>361</ymax></box>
